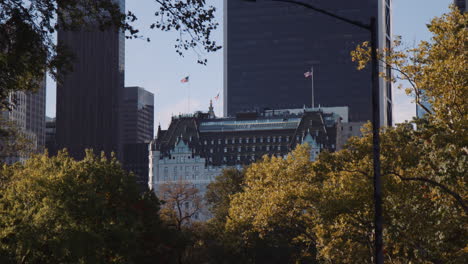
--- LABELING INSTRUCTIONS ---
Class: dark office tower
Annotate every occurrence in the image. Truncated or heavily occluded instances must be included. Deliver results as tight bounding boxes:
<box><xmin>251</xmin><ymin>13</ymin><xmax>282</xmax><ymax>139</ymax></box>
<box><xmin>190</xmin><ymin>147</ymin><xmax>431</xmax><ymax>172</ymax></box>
<box><xmin>26</xmin><ymin>76</ymin><xmax>46</xmax><ymax>151</ymax></box>
<box><xmin>121</xmin><ymin>87</ymin><xmax>154</xmax><ymax>145</ymax></box>
<box><xmin>454</xmin><ymin>0</ymin><xmax>467</xmax><ymax>12</ymax></box>
<box><xmin>56</xmin><ymin>0</ymin><xmax>125</xmax><ymax>160</ymax></box>
<box><xmin>121</xmin><ymin>86</ymin><xmax>154</xmax><ymax>189</ymax></box>
<box><xmin>224</xmin><ymin>0</ymin><xmax>393</xmax><ymax>126</ymax></box>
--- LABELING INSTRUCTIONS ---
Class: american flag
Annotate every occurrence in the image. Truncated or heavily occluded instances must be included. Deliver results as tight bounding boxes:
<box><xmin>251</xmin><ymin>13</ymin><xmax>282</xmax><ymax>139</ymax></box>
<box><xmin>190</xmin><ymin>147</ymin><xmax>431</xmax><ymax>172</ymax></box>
<box><xmin>304</xmin><ymin>71</ymin><xmax>313</xmax><ymax>78</ymax></box>
<box><xmin>214</xmin><ymin>92</ymin><xmax>220</xmax><ymax>100</ymax></box>
<box><xmin>180</xmin><ymin>76</ymin><xmax>189</xmax><ymax>83</ymax></box>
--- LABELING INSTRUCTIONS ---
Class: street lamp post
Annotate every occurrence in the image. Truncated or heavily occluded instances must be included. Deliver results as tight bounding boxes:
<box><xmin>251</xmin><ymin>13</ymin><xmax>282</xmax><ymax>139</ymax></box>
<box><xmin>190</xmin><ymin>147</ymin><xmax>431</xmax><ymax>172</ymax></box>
<box><xmin>241</xmin><ymin>0</ymin><xmax>383</xmax><ymax>263</ymax></box>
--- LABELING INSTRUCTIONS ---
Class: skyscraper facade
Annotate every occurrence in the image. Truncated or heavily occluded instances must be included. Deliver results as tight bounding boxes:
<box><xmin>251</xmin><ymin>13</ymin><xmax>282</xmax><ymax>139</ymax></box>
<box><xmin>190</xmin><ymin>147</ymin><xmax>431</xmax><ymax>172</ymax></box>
<box><xmin>26</xmin><ymin>77</ymin><xmax>46</xmax><ymax>151</ymax></box>
<box><xmin>121</xmin><ymin>86</ymin><xmax>154</xmax><ymax>189</ymax></box>
<box><xmin>56</xmin><ymin>0</ymin><xmax>125</xmax><ymax>160</ymax></box>
<box><xmin>1</xmin><ymin>77</ymin><xmax>46</xmax><ymax>163</ymax></box>
<box><xmin>121</xmin><ymin>87</ymin><xmax>154</xmax><ymax>145</ymax></box>
<box><xmin>454</xmin><ymin>0</ymin><xmax>467</xmax><ymax>12</ymax></box>
<box><xmin>224</xmin><ymin>0</ymin><xmax>393</xmax><ymax>126</ymax></box>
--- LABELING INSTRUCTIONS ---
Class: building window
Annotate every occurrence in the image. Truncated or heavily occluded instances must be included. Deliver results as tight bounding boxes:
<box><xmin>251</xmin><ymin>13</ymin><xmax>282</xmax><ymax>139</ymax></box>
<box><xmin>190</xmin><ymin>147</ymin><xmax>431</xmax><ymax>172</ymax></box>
<box><xmin>272</xmin><ymin>136</ymin><xmax>276</xmax><ymax>143</ymax></box>
<box><xmin>246</xmin><ymin>137</ymin><xmax>249</xmax><ymax>143</ymax></box>
<box><xmin>278</xmin><ymin>136</ymin><xmax>282</xmax><ymax>142</ymax></box>
<box><xmin>237</xmin><ymin>155</ymin><xmax>240</xmax><ymax>161</ymax></box>
<box><xmin>260</xmin><ymin>137</ymin><xmax>263</xmax><ymax>143</ymax></box>
<box><xmin>239</xmin><ymin>138</ymin><xmax>242</xmax><ymax>143</ymax></box>
<box><xmin>164</xmin><ymin>167</ymin><xmax>168</xmax><ymax>181</ymax></box>
<box><xmin>210</xmin><ymin>149</ymin><xmax>213</xmax><ymax>153</ymax></box>
<box><xmin>224</xmin><ymin>147</ymin><xmax>227</xmax><ymax>153</ymax></box>
<box><xmin>223</xmin><ymin>156</ymin><xmax>227</xmax><ymax>162</ymax></box>
<box><xmin>349</xmin><ymin>126</ymin><xmax>353</xmax><ymax>131</ymax></box>
<box><xmin>204</xmin><ymin>140</ymin><xmax>207</xmax><ymax>145</ymax></box>
<box><xmin>267</xmin><ymin>137</ymin><xmax>271</xmax><ymax>143</ymax></box>
<box><xmin>218</xmin><ymin>139</ymin><xmax>221</xmax><ymax>144</ymax></box>
<box><xmin>238</xmin><ymin>146</ymin><xmax>241</xmax><ymax>152</ymax></box>
<box><xmin>277</xmin><ymin>146</ymin><xmax>281</xmax><ymax>151</ymax></box>
<box><xmin>252</xmin><ymin>146</ymin><xmax>256</xmax><ymax>152</ymax></box>
<box><xmin>253</xmin><ymin>137</ymin><xmax>256</xmax><ymax>143</ymax></box>
<box><xmin>266</xmin><ymin>146</ymin><xmax>270</xmax><ymax>151</ymax></box>
<box><xmin>225</xmin><ymin>139</ymin><xmax>228</xmax><ymax>144</ymax></box>
<box><xmin>211</xmin><ymin>140</ymin><xmax>214</xmax><ymax>145</ymax></box>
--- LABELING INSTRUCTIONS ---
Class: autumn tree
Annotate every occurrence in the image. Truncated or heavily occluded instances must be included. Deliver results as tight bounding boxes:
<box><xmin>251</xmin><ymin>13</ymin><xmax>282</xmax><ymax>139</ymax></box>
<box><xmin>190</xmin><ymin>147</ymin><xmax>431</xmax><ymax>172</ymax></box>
<box><xmin>0</xmin><ymin>0</ymin><xmax>221</xmax><ymax>109</ymax></box>
<box><xmin>0</xmin><ymin>150</ymin><xmax>182</xmax><ymax>263</ymax></box>
<box><xmin>313</xmin><ymin>124</ymin><xmax>466</xmax><ymax>263</ymax></box>
<box><xmin>159</xmin><ymin>180</ymin><xmax>204</xmax><ymax>231</ymax></box>
<box><xmin>226</xmin><ymin>145</ymin><xmax>319</xmax><ymax>263</ymax></box>
<box><xmin>351</xmin><ymin>5</ymin><xmax>467</xmax><ymax>135</ymax></box>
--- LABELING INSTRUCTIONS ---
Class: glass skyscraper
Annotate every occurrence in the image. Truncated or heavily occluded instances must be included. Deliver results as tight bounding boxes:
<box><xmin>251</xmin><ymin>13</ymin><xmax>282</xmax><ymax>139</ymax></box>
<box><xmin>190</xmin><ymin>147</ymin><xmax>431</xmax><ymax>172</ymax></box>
<box><xmin>56</xmin><ymin>0</ymin><xmax>125</xmax><ymax>160</ymax></box>
<box><xmin>224</xmin><ymin>0</ymin><xmax>393</xmax><ymax>126</ymax></box>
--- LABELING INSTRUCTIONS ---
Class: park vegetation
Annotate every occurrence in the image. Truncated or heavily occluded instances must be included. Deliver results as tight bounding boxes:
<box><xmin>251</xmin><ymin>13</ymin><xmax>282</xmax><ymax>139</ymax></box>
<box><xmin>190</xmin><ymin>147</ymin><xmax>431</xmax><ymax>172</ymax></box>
<box><xmin>0</xmin><ymin>4</ymin><xmax>466</xmax><ymax>264</ymax></box>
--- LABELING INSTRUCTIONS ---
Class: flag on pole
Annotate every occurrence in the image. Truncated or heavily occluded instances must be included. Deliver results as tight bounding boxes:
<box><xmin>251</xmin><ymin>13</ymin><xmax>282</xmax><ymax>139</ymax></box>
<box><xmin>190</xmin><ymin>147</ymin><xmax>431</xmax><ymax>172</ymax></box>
<box><xmin>304</xmin><ymin>71</ymin><xmax>313</xmax><ymax>78</ymax></box>
<box><xmin>180</xmin><ymin>76</ymin><xmax>189</xmax><ymax>83</ymax></box>
<box><xmin>214</xmin><ymin>92</ymin><xmax>220</xmax><ymax>100</ymax></box>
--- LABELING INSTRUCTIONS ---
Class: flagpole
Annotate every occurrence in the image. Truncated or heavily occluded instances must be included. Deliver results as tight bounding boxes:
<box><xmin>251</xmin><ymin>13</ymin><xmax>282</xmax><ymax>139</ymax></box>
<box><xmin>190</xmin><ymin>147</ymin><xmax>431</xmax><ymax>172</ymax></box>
<box><xmin>188</xmin><ymin>76</ymin><xmax>191</xmax><ymax>113</ymax></box>
<box><xmin>311</xmin><ymin>66</ymin><xmax>315</xmax><ymax>108</ymax></box>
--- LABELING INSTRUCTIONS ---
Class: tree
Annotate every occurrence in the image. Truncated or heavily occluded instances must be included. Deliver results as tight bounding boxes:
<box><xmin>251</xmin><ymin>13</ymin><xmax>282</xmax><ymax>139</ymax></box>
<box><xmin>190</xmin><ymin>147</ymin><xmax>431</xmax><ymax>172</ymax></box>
<box><xmin>0</xmin><ymin>116</ymin><xmax>34</xmax><ymax>164</ymax></box>
<box><xmin>0</xmin><ymin>150</ymin><xmax>182</xmax><ymax>263</ymax></box>
<box><xmin>313</xmin><ymin>124</ymin><xmax>466</xmax><ymax>263</ymax></box>
<box><xmin>226</xmin><ymin>145</ymin><xmax>319</xmax><ymax>263</ymax></box>
<box><xmin>0</xmin><ymin>0</ymin><xmax>221</xmax><ymax>109</ymax></box>
<box><xmin>159</xmin><ymin>180</ymin><xmax>203</xmax><ymax>231</ymax></box>
<box><xmin>351</xmin><ymin>5</ymin><xmax>467</xmax><ymax>135</ymax></box>
<box><xmin>205</xmin><ymin>168</ymin><xmax>245</xmax><ymax>226</ymax></box>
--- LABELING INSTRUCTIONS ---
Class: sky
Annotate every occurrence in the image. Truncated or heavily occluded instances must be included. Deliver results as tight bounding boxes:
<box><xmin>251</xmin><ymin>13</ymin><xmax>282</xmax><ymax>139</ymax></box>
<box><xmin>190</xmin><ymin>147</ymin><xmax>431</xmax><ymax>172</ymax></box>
<box><xmin>45</xmin><ymin>0</ymin><xmax>452</xmax><ymax>130</ymax></box>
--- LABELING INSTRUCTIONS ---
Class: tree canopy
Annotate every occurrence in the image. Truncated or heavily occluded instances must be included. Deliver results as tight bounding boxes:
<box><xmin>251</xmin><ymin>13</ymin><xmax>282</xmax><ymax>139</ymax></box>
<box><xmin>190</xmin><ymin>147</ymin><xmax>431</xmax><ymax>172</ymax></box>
<box><xmin>0</xmin><ymin>150</ymin><xmax>183</xmax><ymax>263</ymax></box>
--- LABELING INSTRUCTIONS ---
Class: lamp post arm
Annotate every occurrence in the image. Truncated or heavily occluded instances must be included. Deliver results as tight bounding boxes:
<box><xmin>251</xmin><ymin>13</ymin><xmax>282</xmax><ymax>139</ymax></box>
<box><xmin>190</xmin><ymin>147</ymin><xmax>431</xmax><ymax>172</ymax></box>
<box><xmin>272</xmin><ymin>0</ymin><xmax>371</xmax><ymax>30</ymax></box>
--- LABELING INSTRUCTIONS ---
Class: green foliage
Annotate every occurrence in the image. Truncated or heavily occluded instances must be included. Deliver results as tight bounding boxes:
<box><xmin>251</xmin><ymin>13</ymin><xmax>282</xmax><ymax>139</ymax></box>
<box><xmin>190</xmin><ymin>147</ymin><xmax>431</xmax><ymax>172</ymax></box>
<box><xmin>206</xmin><ymin>168</ymin><xmax>245</xmax><ymax>226</ymax></box>
<box><xmin>0</xmin><ymin>150</ymin><xmax>181</xmax><ymax>263</ymax></box>
<box><xmin>0</xmin><ymin>116</ymin><xmax>34</xmax><ymax>163</ymax></box>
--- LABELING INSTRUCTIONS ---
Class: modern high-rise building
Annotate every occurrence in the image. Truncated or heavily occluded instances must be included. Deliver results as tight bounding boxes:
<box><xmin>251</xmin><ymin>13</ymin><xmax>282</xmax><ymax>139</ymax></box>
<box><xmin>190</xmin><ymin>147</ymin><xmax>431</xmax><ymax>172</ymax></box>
<box><xmin>224</xmin><ymin>0</ymin><xmax>393</xmax><ymax>126</ymax></box>
<box><xmin>121</xmin><ymin>86</ymin><xmax>154</xmax><ymax>189</ymax></box>
<box><xmin>121</xmin><ymin>87</ymin><xmax>154</xmax><ymax>145</ymax></box>
<box><xmin>26</xmin><ymin>77</ymin><xmax>46</xmax><ymax>151</ymax></box>
<box><xmin>454</xmin><ymin>0</ymin><xmax>467</xmax><ymax>12</ymax></box>
<box><xmin>56</xmin><ymin>0</ymin><xmax>125</xmax><ymax>160</ymax></box>
<box><xmin>1</xmin><ymin>77</ymin><xmax>46</xmax><ymax>163</ymax></box>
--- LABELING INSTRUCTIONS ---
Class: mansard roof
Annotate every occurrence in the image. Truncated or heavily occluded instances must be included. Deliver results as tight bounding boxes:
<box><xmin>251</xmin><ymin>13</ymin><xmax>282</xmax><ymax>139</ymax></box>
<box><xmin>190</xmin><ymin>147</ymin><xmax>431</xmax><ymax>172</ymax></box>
<box><xmin>151</xmin><ymin>110</ymin><xmax>339</xmax><ymax>166</ymax></box>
